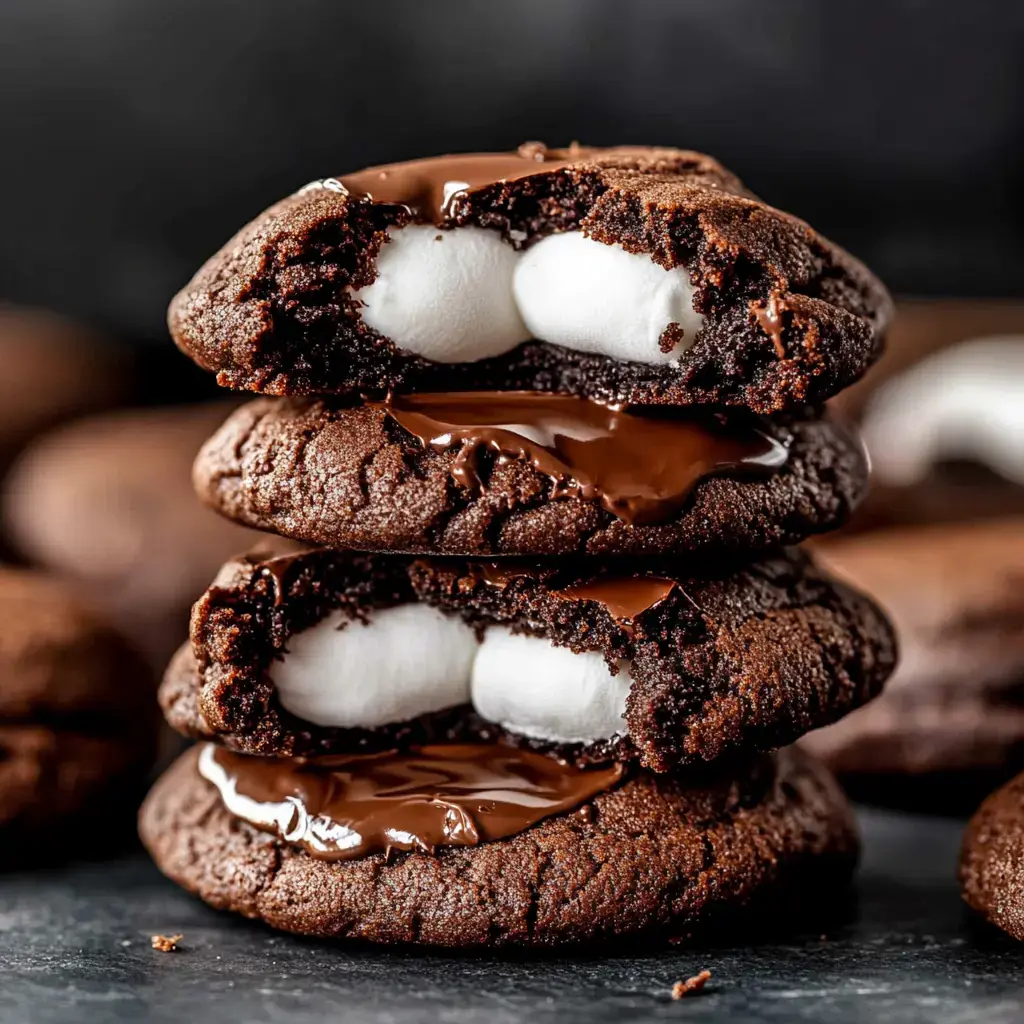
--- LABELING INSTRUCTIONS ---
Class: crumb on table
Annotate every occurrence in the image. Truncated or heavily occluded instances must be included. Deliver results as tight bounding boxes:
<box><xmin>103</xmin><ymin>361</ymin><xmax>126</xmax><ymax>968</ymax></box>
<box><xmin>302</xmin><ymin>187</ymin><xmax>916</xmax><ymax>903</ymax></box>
<box><xmin>671</xmin><ymin>970</ymin><xmax>711</xmax><ymax>999</ymax></box>
<box><xmin>151</xmin><ymin>933</ymin><xmax>184</xmax><ymax>953</ymax></box>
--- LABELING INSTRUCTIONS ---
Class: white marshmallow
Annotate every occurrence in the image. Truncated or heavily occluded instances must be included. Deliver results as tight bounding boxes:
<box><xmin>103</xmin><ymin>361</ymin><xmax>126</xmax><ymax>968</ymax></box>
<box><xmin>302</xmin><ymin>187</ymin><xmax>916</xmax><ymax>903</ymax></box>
<box><xmin>862</xmin><ymin>336</ymin><xmax>1024</xmax><ymax>486</ymax></box>
<box><xmin>513</xmin><ymin>231</ymin><xmax>704</xmax><ymax>365</ymax></box>
<box><xmin>470</xmin><ymin>628</ymin><xmax>631</xmax><ymax>744</ymax></box>
<box><xmin>350</xmin><ymin>224</ymin><xmax>530</xmax><ymax>362</ymax></box>
<box><xmin>271</xmin><ymin>604</ymin><xmax>477</xmax><ymax>729</ymax></box>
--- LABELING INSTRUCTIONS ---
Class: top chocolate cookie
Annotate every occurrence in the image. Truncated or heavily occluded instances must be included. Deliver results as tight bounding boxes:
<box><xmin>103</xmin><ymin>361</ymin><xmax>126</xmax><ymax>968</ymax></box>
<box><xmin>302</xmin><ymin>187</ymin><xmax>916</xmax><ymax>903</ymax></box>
<box><xmin>169</xmin><ymin>144</ymin><xmax>890</xmax><ymax>413</ymax></box>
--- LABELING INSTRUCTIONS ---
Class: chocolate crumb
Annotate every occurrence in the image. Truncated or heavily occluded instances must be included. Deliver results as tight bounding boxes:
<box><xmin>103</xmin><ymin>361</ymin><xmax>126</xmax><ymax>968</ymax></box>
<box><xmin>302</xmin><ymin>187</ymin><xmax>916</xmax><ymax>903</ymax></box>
<box><xmin>671</xmin><ymin>970</ymin><xmax>711</xmax><ymax>999</ymax></box>
<box><xmin>151</xmin><ymin>933</ymin><xmax>183</xmax><ymax>952</ymax></box>
<box><xmin>659</xmin><ymin>321</ymin><xmax>685</xmax><ymax>355</ymax></box>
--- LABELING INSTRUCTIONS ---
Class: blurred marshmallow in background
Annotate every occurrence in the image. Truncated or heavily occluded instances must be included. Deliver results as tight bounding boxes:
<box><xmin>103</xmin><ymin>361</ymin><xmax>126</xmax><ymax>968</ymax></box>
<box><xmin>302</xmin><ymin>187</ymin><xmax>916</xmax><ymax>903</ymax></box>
<box><xmin>831</xmin><ymin>301</ymin><xmax>1024</xmax><ymax>534</ymax></box>
<box><xmin>862</xmin><ymin>337</ymin><xmax>1024</xmax><ymax>488</ymax></box>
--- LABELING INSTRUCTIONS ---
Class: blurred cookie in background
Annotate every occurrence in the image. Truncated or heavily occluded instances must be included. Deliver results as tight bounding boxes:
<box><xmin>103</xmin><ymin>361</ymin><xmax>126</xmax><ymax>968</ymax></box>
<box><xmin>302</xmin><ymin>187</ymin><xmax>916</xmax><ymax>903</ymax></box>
<box><xmin>1</xmin><ymin>403</ymin><xmax>271</xmax><ymax>670</ymax></box>
<box><xmin>0</xmin><ymin>305</ymin><xmax>129</xmax><ymax>472</ymax></box>
<box><xmin>804</xmin><ymin>519</ymin><xmax>1024</xmax><ymax>812</ymax></box>
<box><xmin>0</xmin><ymin>567</ymin><xmax>155</xmax><ymax>862</ymax></box>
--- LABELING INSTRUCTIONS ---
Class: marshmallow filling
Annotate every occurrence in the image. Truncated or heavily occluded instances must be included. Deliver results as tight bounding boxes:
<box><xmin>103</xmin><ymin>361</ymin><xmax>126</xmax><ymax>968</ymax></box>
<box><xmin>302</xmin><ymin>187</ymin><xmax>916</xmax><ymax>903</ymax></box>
<box><xmin>271</xmin><ymin>606</ymin><xmax>631</xmax><ymax>745</ymax></box>
<box><xmin>350</xmin><ymin>226</ymin><xmax>703</xmax><ymax>367</ymax></box>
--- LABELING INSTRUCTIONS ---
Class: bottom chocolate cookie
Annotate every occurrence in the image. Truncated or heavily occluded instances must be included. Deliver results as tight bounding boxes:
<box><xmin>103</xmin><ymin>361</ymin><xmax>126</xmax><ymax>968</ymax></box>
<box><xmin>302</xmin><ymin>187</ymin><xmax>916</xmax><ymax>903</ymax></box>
<box><xmin>140</xmin><ymin>744</ymin><xmax>857</xmax><ymax>948</ymax></box>
<box><xmin>960</xmin><ymin>770</ymin><xmax>1024</xmax><ymax>942</ymax></box>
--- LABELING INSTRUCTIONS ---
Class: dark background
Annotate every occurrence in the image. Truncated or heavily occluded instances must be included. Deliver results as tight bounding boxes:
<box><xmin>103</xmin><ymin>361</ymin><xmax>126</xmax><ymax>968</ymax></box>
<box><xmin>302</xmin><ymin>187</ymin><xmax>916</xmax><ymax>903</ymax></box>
<box><xmin>1</xmin><ymin>0</ymin><xmax>1023</xmax><ymax>351</ymax></box>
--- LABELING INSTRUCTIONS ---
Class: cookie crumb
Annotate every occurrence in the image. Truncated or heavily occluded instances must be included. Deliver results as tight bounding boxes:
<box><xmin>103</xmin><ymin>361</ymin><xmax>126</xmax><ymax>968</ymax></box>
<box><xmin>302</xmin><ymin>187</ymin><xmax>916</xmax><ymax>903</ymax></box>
<box><xmin>151</xmin><ymin>933</ymin><xmax>183</xmax><ymax>953</ymax></box>
<box><xmin>671</xmin><ymin>970</ymin><xmax>711</xmax><ymax>999</ymax></box>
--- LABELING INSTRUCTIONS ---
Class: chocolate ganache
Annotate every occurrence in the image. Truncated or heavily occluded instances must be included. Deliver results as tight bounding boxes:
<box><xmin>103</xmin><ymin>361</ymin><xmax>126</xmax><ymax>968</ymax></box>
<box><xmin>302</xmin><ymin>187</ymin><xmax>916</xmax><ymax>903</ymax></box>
<box><xmin>198</xmin><ymin>744</ymin><xmax>624</xmax><ymax>861</ymax></box>
<box><xmin>376</xmin><ymin>391</ymin><xmax>788</xmax><ymax>526</ymax></box>
<box><xmin>336</xmin><ymin>143</ymin><xmax>592</xmax><ymax>225</ymax></box>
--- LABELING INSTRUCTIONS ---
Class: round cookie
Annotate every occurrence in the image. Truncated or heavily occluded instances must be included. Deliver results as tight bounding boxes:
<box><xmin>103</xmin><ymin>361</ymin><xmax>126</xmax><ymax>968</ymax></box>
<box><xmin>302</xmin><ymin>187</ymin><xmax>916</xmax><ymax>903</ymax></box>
<box><xmin>960</xmin><ymin>769</ymin><xmax>1024</xmax><ymax>941</ymax></box>
<box><xmin>169</xmin><ymin>145</ymin><xmax>890</xmax><ymax>414</ymax></box>
<box><xmin>194</xmin><ymin>396</ymin><xmax>868</xmax><ymax>559</ymax></box>
<box><xmin>140</xmin><ymin>743</ymin><xmax>858</xmax><ymax>948</ymax></box>
<box><xmin>1</xmin><ymin>403</ymin><xmax>277</xmax><ymax>668</ymax></box>
<box><xmin>162</xmin><ymin>547</ymin><xmax>896</xmax><ymax>772</ymax></box>
<box><xmin>0</xmin><ymin>568</ymin><xmax>155</xmax><ymax>856</ymax></box>
<box><xmin>0</xmin><ymin>305</ymin><xmax>127</xmax><ymax>471</ymax></box>
<box><xmin>804</xmin><ymin>519</ymin><xmax>1024</xmax><ymax>809</ymax></box>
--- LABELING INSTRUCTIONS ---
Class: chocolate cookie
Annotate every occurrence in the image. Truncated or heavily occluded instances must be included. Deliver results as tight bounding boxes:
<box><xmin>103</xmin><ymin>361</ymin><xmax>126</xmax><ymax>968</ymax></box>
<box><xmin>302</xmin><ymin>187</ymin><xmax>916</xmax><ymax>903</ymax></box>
<box><xmin>0</xmin><ymin>568</ymin><xmax>154</xmax><ymax>854</ymax></box>
<box><xmin>193</xmin><ymin>395</ymin><xmax>868</xmax><ymax>559</ymax></box>
<box><xmin>1</xmin><ymin>403</ymin><xmax>277</xmax><ymax>668</ymax></box>
<box><xmin>804</xmin><ymin>520</ymin><xmax>1024</xmax><ymax>809</ymax></box>
<box><xmin>960</xmin><ymin>768</ymin><xmax>1024</xmax><ymax>941</ymax></box>
<box><xmin>139</xmin><ymin>743</ymin><xmax>857</xmax><ymax>947</ymax></box>
<box><xmin>0</xmin><ymin>305</ymin><xmax>126</xmax><ymax>472</ymax></box>
<box><xmin>161</xmin><ymin>547</ymin><xmax>895</xmax><ymax>772</ymax></box>
<box><xmin>169</xmin><ymin>145</ymin><xmax>890</xmax><ymax>413</ymax></box>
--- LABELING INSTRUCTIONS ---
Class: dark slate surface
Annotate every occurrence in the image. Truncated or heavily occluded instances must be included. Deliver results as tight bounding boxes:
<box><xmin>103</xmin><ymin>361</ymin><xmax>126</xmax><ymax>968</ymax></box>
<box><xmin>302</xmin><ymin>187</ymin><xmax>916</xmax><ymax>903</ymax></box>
<box><xmin>0</xmin><ymin>807</ymin><xmax>1021</xmax><ymax>1024</ymax></box>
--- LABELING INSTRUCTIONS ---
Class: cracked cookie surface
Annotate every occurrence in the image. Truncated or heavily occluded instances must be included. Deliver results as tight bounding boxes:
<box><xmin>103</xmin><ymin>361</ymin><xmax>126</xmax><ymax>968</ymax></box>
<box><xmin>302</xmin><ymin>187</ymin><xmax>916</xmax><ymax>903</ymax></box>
<box><xmin>193</xmin><ymin>398</ymin><xmax>868</xmax><ymax>559</ymax></box>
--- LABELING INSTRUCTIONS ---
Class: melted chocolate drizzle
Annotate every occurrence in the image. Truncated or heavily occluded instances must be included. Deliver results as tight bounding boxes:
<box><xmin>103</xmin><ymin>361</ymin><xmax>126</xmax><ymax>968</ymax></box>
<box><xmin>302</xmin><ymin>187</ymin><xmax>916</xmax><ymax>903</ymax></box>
<box><xmin>752</xmin><ymin>294</ymin><xmax>787</xmax><ymax>359</ymax></box>
<box><xmin>337</xmin><ymin>143</ymin><xmax>592</xmax><ymax>225</ymax></box>
<box><xmin>552</xmin><ymin>577</ymin><xmax>679</xmax><ymax>623</ymax></box>
<box><xmin>198</xmin><ymin>743</ymin><xmax>624</xmax><ymax>862</ymax></box>
<box><xmin>375</xmin><ymin>391</ymin><xmax>788</xmax><ymax>526</ymax></box>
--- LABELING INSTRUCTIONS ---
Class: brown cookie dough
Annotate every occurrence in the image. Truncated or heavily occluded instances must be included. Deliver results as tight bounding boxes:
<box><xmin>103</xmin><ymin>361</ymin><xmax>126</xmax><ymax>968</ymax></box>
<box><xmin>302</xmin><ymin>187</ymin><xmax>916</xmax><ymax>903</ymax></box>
<box><xmin>193</xmin><ymin>397</ymin><xmax>868</xmax><ymax>559</ymax></box>
<box><xmin>139</xmin><ymin>744</ymin><xmax>857</xmax><ymax>948</ymax></box>
<box><xmin>162</xmin><ymin>547</ymin><xmax>895</xmax><ymax>772</ymax></box>
<box><xmin>169</xmin><ymin>146</ymin><xmax>890</xmax><ymax>414</ymax></box>
<box><xmin>1</xmin><ymin>403</ymin><xmax>280</xmax><ymax>668</ymax></box>
<box><xmin>804</xmin><ymin>520</ymin><xmax>1024</xmax><ymax>809</ymax></box>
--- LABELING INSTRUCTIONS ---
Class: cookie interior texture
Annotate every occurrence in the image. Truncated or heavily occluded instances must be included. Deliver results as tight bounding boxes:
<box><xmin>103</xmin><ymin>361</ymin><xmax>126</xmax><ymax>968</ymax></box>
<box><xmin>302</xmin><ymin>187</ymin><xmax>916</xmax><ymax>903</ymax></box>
<box><xmin>960</xmin><ymin>769</ymin><xmax>1024</xmax><ymax>941</ymax></box>
<box><xmin>194</xmin><ymin>397</ymin><xmax>868</xmax><ymax>559</ymax></box>
<box><xmin>162</xmin><ymin>547</ymin><xmax>895</xmax><ymax>772</ymax></box>
<box><xmin>169</xmin><ymin>146</ymin><xmax>890</xmax><ymax>413</ymax></box>
<box><xmin>139</xmin><ymin>743</ymin><xmax>858</xmax><ymax>947</ymax></box>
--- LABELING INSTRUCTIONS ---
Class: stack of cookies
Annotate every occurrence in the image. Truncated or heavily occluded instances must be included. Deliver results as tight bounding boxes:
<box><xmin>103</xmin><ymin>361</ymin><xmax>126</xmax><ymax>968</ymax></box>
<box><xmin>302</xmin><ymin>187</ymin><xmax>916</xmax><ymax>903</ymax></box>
<box><xmin>140</xmin><ymin>145</ymin><xmax>897</xmax><ymax>948</ymax></box>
